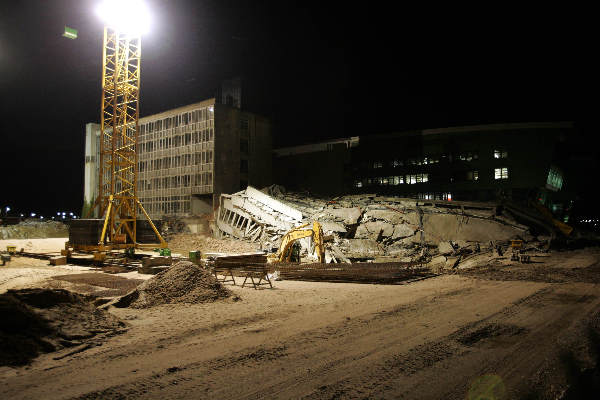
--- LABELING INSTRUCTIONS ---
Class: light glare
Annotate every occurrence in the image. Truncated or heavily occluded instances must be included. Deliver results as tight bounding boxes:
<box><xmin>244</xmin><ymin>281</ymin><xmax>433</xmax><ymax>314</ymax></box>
<box><xmin>96</xmin><ymin>0</ymin><xmax>150</xmax><ymax>36</ymax></box>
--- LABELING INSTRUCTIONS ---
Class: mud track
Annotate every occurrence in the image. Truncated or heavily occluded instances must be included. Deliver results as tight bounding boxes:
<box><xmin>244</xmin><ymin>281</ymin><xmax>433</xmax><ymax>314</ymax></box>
<box><xmin>2</xmin><ymin>250</ymin><xmax>600</xmax><ymax>399</ymax></box>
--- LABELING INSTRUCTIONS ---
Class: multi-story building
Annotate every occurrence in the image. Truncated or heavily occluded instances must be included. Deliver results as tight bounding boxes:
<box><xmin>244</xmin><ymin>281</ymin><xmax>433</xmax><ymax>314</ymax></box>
<box><xmin>274</xmin><ymin>122</ymin><xmax>574</xmax><ymax>216</ymax></box>
<box><xmin>84</xmin><ymin>98</ymin><xmax>272</xmax><ymax>220</ymax></box>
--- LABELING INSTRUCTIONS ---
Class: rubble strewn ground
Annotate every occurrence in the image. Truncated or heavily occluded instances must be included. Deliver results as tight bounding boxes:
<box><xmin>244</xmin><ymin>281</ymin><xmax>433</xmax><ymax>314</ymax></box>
<box><xmin>216</xmin><ymin>185</ymin><xmax>540</xmax><ymax>265</ymax></box>
<box><xmin>0</xmin><ymin>288</ymin><xmax>125</xmax><ymax>366</ymax></box>
<box><xmin>0</xmin><ymin>220</ymin><xmax>68</xmax><ymax>240</ymax></box>
<box><xmin>112</xmin><ymin>261</ymin><xmax>234</xmax><ymax>308</ymax></box>
<box><xmin>168</xmin><ymin>233</ymin><xmax>260</xmax><ymax>255</ymax></box>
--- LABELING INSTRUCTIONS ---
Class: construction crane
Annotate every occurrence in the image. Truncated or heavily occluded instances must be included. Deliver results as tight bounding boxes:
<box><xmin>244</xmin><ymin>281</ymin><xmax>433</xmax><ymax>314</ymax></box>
<box><xmin>69</xmin><ymin>0</ymin><xmax>166</xmax><ymax>258</ymax></box>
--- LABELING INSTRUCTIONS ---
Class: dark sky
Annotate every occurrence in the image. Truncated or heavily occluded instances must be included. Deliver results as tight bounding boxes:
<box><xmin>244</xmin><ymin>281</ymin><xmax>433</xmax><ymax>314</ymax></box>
<box><xmin>0</xmin><ymin>1</ymin><xmax>596</xmax><ymax>216</ymax></box>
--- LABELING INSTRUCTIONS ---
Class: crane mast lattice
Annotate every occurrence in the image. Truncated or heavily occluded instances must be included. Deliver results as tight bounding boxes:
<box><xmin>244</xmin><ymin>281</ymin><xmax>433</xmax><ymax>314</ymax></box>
<box><xmin>94</xmin><ymin>27</ymin><xmax>165</xmax><ymax>250</ymax></box>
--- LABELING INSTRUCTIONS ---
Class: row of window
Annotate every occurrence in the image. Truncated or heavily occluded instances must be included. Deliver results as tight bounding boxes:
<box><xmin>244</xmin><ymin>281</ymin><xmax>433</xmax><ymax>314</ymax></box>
<box><xmin>140</xmin><ymin>106</ymin><xmax>214</xmax><ymax>134</ymax></box>
<box><xmin>354</xmin><ymin>168</ymin><xmax>509</xmax><ymax>188</ymax></box>
<box><xmin>138</xmin><ymin>151</ymin><xmax>214</xmax><ymax>172</ymax></box>
<box><xmin>139</xmin><ymin>129</ymin><xmax>214</xmax><ymax>152</ymax></box>
<box><xmin>138</xmin><ymin>172</ymin><xmax>213</xmax><ymax>191</ymax></box>
<box><xmin>370</xmin><ymin>149</ymin><xmax>508</xmax><ymax>170</ymax></box>
<box><xmin>142</xmin><ymin>198</ymin><xmax>191</xmax><ymax>214</ymax></box>
<box><xmin>355</xmin><ymin>173</ymin><xmax>430</xmax><ymax>187</ymax></box>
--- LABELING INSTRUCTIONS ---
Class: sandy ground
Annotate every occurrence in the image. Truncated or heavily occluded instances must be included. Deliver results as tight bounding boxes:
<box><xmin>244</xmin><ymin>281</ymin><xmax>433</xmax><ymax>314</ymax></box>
<box><xmin>1</xmin><ymin>240</ymin><xmax>600</xmax><ymax>399</ymax></box>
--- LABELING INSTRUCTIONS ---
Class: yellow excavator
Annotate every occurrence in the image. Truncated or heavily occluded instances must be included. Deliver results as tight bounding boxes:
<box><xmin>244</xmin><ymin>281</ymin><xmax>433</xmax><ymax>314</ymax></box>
<box><xmin>268</xmin><ymin>221</ymin><xmax>325</xmax><ymax>263</ymax></box>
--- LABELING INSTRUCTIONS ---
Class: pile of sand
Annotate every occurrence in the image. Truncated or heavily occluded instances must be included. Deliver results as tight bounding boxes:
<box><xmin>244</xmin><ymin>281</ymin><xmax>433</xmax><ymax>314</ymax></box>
<box><xmin>113</xmin><ymin>261</ymin><xmax>234</xmax><ymax>309</ymax></box>
<box><xmin>0</xmin><ymin>289</ymin><xmax>125</xmax><ymax>366</ymax></box>
<box><xmin>168</xmin><ymin>233</ymin><xmax>260</xmax><ymax>254</ymax></box>
<box><xmin>0</xmin><ymin>220</ymin><xmax>68</xmax><ymax>240</ymax></box>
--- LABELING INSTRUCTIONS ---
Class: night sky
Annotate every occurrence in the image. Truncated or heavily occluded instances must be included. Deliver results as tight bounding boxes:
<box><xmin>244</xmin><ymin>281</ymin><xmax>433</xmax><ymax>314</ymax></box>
<box><xmin>0</xmin><ymin>1</ymin><xmax>596</xmax><ymax>217</ymax></box>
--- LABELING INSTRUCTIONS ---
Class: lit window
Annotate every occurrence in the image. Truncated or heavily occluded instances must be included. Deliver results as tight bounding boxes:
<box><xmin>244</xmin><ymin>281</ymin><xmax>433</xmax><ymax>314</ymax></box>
<box><xmin>494</xmin><ymin>167</ymin><xmax>509</xmax><ymax>179</ymax></box>
<box><xmin>405</xmin><ymin>173</ymin><xmax>428</xmax><ymax>184</ymax></box>
<box><xmin>494</xmin><ymin>150</ymin><xmax>508</xmax><ymax>159</ymax></box>
<box><xmin>373</xmin><ymin>161</ymin><xmax>383</xmax><ymax>169</ymax></box>
<box><xmin>546</xmin><ymin>167</ymin><xmax>563</xmax><ymax>190</ymax></box>
<box><xmin>467</xmin><ymin>171</ymin><xmax>479</xmax><ymax>181</ymax></box>
<box><xmin>354</xmin><ymin>180</ymin><xmax>363</xmax><ymax>188</ymax></box>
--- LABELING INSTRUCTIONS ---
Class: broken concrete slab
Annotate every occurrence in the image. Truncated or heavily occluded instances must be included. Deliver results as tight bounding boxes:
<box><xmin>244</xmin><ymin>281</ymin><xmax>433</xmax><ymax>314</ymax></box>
<box><xmin>392</xmin><ymin>224</ymin><xmax>415</xmax><ymax>239</ymax></box>
<box><xmin>318</xmin><ymin>221</ymin><xmax>347</xmax><ymax>233</ymax></box>
<box><xmin>438</xmin><ymin>241</ymin><xmax>455</xmax><ymax>255</ymax></box>
<box><xmin>324</xmin><ymin>207</ymin><xmax>362</xmax><ymax>225</ymax></box>
<box><xmin>246</xmin><ymin>186</ymin><xmax>303</xmax><ymax>221</ymax></box>
<box><xmin>355</xmin><ymin>221</ymin><xmax>394</xmax><ymax>240</ymax></box>
<box><xmin>422</xmin><ymin>213</ymin><xmax>525</xmax><ymax>243</ymax></box>
<box><xmin>343</xmin><ymin>239</ymin><xmax>383</xmax><ymax>257</ymax></box>
<box><xmin>445</xmin><ymin>256</ymin><xmax>461</xmax><ymax>269</ymax></box>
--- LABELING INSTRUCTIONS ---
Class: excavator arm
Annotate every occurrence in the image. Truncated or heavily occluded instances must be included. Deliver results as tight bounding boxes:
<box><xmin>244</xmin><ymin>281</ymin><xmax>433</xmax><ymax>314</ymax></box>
<box><xmin>270</xmin><ymin>221</ymin><xmax>325</xmax><ymax>263</ymax></box>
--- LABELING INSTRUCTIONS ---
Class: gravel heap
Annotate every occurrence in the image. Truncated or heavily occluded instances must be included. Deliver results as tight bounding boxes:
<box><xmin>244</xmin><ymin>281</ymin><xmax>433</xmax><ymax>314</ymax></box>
<box><xmin>0</xmin><ymin>289</ymin><xmax>125</xmax><ymax>366</ymax></box>
<box><xmin>114</xmin><ymin>261</ymin><xmax>234</xmax><ymax>309</ymax></box>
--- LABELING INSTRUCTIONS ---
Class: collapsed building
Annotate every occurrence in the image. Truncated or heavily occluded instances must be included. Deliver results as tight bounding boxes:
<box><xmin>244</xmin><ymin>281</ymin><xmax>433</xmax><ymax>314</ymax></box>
<box><xmin>215</xmin><ymin>185</ymin><xmax>559</xmax><ymax>266</ymax></box>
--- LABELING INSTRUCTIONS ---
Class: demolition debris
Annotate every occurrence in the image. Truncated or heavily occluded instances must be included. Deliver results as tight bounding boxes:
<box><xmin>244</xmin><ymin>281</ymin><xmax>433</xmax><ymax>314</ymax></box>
<box><xmin>215</xmin><ymin>185</ymin><xmax>543</xmax><ymax>267</ymax></box>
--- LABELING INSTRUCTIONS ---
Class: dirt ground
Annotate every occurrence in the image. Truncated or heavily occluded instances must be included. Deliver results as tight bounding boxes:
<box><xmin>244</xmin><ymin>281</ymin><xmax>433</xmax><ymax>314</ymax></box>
<box><xmin>1</xmin><ymin>239</ymin><xmax>600</xmax><ymax>399</ymax></box>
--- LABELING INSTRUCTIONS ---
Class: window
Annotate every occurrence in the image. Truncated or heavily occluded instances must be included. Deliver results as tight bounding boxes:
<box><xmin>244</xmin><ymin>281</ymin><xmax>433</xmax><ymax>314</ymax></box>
<box><xmin>458</xmin><ymin>152</ymin><xmax>478</xmax><ymax>162</ymax></box>
<box><xmin>495</xmin><ymin>167</ymin><xmax>509</xmax><ymax>180</ymax></box>
<box><xmin>373</xmin><ymin>161</ymin><xmax>383</xmax><ymax>169</ymax></box>
<box><xmin>392</xmin><ymin>176</ymin><xmax>404</xmax><ymax>185</ymax></box>
<box><xmin>240</xmin><ymin>118</ymin><xmax>249</xmax><ymax>130</ymax></box>
<box><xmin>391</xmin><ymin>159</ymin><xmax>403</xmax><ymax>167</ymax></box>
<box><xmin>546</xmin><ymin>167</ymin><xmax>563</xmax><ymax>190</ymax></box>
<box><xmin>467</xmin><ymin>171</ymin><xmax>479</xmax><ymax>181</ymax></box>
<box><xmin>406</xmin><ymin>173</ymin><xmax>429</xmax><ymax>184</ymax></box>
<box><xmin>240</xmin><ymin>159</ymin><xmax>248</xmax><ymax>173</ymax></box>
<box><xmin>354</xmin><ymin>180</ymin><xmax>363</xmax><ymax>188</ymax></box>
<box><xmin>240</xmin><ymin>138</ymin><xmax>249</xmax><ymax>154</ymax></box>
<box><xmin>494</xmin><ymin>149</ymin><xmax>508</xmax><ymax>159</ymax></box>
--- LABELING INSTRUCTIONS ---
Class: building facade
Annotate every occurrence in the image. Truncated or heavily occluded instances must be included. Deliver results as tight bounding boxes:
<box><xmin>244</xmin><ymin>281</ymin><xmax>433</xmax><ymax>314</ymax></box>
<box><xmin>274</xmin><ymin>122</ymin><xmax>573</xmax><ymax>212</ymax></box>
<box><xmin>84</xmin><ymin>98</ymin><xmax>272</xmax><ymax>219</ymax></box>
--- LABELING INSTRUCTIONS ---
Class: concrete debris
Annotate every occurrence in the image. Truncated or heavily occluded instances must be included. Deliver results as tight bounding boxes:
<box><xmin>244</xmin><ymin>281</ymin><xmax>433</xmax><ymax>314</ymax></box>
<box><xmin>216</xmin><ymin>185</ymin><xmax>546</xmax><ymax>265</ymax></box>
<box><xmin>0</xmin><ymin>220</ymin><xmax>68</xmax><ymax>240</ymax></box>
<box><xmin>438</xmin><ymin>241</ymin><xmax>455</xmax><ymax>255</ymax></box>
<box><xmin>324</xmin><ymin>208</ymin><xmax>362</xmax><ymax>225</ymax></box>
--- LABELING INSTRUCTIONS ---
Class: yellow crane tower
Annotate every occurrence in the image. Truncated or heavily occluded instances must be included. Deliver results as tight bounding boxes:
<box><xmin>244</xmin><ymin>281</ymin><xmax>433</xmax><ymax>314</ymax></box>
<box><xmin>70</xmin><ymin>1</ymin><xmax>166</xmax><ymax>258</ymax></box>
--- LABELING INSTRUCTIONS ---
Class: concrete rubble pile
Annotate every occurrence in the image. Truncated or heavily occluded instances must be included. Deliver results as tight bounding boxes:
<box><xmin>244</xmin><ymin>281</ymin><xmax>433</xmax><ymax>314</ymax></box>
<box><xmin>0</xmin><ymin>220</ymin><xmax>69</xmax><ymax>240</ymax></box>
<box><xmin>215</xmin><ymin>185</ymin><xmax>537</xmax><ymax>267</ymax></box>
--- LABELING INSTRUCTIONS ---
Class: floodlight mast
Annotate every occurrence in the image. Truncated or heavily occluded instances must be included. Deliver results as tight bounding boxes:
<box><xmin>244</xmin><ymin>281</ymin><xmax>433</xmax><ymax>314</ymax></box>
<box><xmin>92</xmin><ymin>12</ymin><xmax>165</xmax><ymax>250</ymax></box>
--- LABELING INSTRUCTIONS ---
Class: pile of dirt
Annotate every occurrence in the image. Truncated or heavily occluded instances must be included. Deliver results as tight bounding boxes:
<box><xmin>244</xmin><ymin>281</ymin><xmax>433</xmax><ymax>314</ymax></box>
<box><xmin>0</xmin><ymin>289</ymin><xmax>125</xmax><ymax>366</ymax></box>
<box><xmin>168</xmin><ymin>233</ymin><xmax>260</xmax><ymax>254</ymax></box>
<box><xmin>113</xmin><ymin>261</ymin><xmax>234</xmax><ymax>309</ymax></box>
<box><xmin>0</xmin><ymin>220</ymin><xmax>68</xmax><ymax>240</ymax></box>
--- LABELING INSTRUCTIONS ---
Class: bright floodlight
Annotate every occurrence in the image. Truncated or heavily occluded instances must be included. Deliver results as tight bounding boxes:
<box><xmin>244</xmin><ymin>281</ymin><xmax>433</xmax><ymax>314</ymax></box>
<box><xmin>96</xmin><ymin>0</ymin><xmax>150</xmax><ymax>36</ymax></box>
